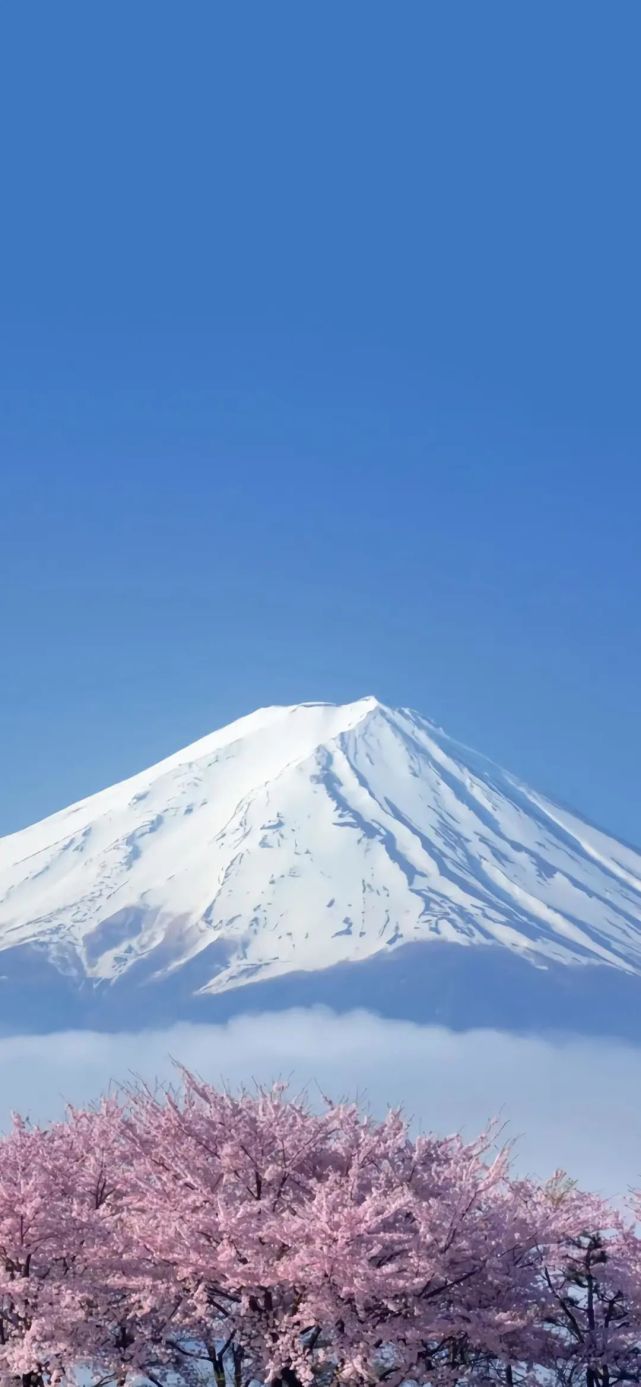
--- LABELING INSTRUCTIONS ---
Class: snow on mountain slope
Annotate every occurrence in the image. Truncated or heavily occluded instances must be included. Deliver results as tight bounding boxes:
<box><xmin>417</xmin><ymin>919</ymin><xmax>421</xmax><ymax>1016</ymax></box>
<box><xmin>1</xmin><ymin>696</ymin><xmax>641</xmax><ymax>1003</ymax></box>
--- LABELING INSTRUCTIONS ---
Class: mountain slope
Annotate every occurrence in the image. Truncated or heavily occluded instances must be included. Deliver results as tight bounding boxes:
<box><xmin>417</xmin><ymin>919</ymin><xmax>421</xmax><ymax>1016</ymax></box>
<box><xmin>1</xmin><ymin>697</ymin><xmax>641</xmax><ymax>1025</ymax></box>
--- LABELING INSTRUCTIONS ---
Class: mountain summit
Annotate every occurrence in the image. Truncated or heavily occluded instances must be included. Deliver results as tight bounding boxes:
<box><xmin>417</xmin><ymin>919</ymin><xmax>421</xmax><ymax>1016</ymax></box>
<box><xmin>1</xmin><ymin>698</ymin><xmax>641</xmax><ymax>1034</ymax></box>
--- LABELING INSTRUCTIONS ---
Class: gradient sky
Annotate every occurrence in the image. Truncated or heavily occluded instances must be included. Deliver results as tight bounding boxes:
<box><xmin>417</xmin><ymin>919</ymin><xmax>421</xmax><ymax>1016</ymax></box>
<box><xmin>1</xmin><ymin>2</ymin><xmax>640</xmax><ymax>842</ymax></box>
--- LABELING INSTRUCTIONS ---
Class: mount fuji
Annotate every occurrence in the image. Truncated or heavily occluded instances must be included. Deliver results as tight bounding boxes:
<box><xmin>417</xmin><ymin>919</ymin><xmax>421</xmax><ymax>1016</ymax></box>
<box><xmin>1</xmin><ymin>697</ymin><xmax>641</xmax><ymax>1037</ymax></box>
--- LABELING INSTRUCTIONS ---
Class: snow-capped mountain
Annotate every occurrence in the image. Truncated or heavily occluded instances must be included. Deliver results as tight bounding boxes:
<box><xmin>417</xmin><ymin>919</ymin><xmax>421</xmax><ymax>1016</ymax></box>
<box><xmin>1</xmin><ymin>697</ymin><xmax>641</xmax><ymax>1034</ymax></box>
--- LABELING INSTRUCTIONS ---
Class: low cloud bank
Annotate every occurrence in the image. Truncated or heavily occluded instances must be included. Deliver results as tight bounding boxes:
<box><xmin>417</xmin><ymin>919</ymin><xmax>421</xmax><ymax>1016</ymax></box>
<box><xmin>0</xmin><ymin>1007</ymin><xmax>639</xmax><ymax>1197</ymax></box>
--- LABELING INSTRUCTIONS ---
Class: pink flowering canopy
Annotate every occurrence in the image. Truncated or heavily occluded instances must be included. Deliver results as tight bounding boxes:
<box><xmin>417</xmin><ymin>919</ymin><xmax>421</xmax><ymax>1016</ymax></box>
<box><xmin>0</xmin><ymin>1069</ymin><xmax>639</xmax><ymax>1387</ymax></box>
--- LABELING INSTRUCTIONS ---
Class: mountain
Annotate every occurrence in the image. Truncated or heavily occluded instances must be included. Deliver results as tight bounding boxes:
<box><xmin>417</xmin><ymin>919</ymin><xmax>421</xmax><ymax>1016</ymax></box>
<box><xmin>1</xmin><ymin>697</ymin><xmax>641</xmax><ymax>1036</ymax></box>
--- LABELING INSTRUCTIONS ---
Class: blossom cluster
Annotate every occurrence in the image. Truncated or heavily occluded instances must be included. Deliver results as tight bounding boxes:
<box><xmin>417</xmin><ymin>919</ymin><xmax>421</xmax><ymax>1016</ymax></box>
<box><xmin>0</xmin><ymin>1070</ymin><xmax>639</xmax><ymax>1387</ymax></box>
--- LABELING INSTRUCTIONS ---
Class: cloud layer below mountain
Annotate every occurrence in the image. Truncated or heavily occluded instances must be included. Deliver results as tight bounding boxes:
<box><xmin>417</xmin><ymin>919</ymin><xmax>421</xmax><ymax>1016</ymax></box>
<box><xmin>1</xmin><ymin>1008</ymin><xmax>638</xmax><ymax>1198</ymax></box>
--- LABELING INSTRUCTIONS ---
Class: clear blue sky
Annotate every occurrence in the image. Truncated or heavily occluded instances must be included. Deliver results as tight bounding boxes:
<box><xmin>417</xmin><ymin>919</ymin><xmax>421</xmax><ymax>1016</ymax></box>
<box><xmin>1</xmin><ymin>2</ymin><xmax>640</xmax><ymax>843</ymax></box>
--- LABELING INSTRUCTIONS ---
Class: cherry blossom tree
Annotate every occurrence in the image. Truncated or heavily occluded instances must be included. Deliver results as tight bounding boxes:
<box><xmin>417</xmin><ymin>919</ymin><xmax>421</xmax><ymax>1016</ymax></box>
<box><xmin>0</xmin><ymin>1107</ymin><xmax>116</xmax><ymax>1386</ymax></box>
<box><xmin>117</xmin><ymin>1074</ymin><xmax>584</xmax><ymax>1387</ymax></box>
<box><xmin>539</xmin><ymin>1186</ymin><xmax>641</xmax><ymax>1387</ymax></box>
<box><xmin>1</xmin><ymin>1068</ymin><xmax>640</xmax><ymax>1387</ymax></box>
<box><xmin>0</xmin><ymin>1102</ymin><xmax>182</xmax><ymax>1387</ymax></box>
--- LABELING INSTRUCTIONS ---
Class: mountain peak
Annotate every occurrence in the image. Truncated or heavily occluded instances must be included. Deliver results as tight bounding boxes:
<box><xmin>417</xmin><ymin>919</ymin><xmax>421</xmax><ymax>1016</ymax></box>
<box><xmin>1</xmin><ymin>698</ymin><xmax>641</xmax><ymax>1028</ymax></box>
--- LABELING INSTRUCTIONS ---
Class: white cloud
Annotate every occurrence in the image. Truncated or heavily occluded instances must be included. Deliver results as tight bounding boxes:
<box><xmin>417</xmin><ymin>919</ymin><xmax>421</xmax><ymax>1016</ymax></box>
<box><xmin>1</xmin><ymin>1008</ymin><xmax>639</xmax><ymax>1198</ymax></box>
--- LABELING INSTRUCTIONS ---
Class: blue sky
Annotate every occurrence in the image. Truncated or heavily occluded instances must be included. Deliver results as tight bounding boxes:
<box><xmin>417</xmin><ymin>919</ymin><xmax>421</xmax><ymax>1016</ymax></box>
<box><xmin>1</xmin><ymin>2</ymin><xmax>640</xmax><ymax>842</ymax></box>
